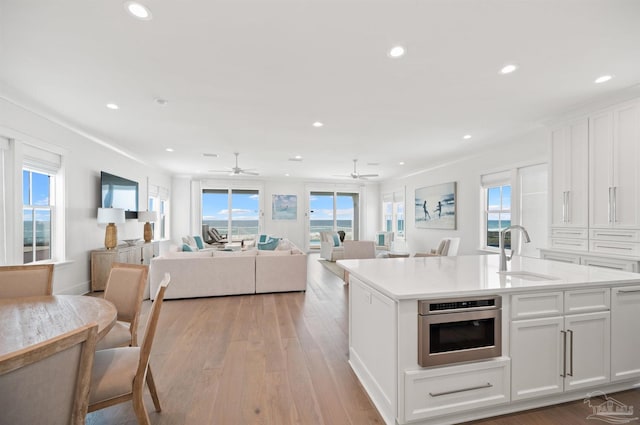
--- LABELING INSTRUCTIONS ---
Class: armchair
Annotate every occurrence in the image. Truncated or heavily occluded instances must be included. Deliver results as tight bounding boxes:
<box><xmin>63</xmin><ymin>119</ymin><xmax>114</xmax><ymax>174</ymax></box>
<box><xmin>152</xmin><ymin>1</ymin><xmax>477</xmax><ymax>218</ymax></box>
<box><xmin>375</xmin><ymin>231</ymin><xmax>394</xmax><ymax>253</ymax></box>
<box><xmin>319</xmin><ymin>231</ymin><xmax>344</xmax><ymax>261</ymax></box>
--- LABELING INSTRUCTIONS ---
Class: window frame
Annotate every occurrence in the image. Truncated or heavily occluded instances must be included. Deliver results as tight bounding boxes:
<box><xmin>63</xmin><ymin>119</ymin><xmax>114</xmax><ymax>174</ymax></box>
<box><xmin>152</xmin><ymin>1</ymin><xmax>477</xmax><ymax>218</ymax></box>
<box><xmin>22</xmin><ymin>168</ymin><xmax>55</xmax><ymax>264</ymax></box>
<box><xmin>381</xmin><ymin>189</ymin><xmax>405</xmax><ymax>240</ymax></box>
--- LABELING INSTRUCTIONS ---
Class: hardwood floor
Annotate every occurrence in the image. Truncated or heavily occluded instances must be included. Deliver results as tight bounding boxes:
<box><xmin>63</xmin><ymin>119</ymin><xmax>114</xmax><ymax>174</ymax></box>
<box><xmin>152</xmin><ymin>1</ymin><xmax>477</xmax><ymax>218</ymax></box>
<box><xmin>87</xmin><ymin>254</ymin><xmax>640</xmax><ymax>425</ymax></box>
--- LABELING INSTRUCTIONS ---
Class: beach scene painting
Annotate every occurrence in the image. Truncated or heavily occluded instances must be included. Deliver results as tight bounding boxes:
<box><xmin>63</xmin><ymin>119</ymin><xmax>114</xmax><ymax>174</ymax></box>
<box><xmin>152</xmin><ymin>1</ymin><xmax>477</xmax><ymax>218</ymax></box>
<box><xmin>415</xmin><ymin>182</ymin><xmax>456</xmax><ymax>229</ymax></box>
<box><xmin>272</xmin><ymin>194</ymin><xmax>297</xmax><ymax>220</ymax></box>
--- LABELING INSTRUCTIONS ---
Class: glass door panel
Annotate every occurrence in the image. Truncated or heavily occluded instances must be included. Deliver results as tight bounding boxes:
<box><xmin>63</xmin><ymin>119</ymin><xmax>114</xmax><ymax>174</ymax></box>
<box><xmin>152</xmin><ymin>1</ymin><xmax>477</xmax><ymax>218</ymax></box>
<box><xmin>309</xmin><ymin>192</ymin><xmax>334</xmax><ymax>249</ymax></box>
<box><xmin>337</xmin><ymin>192</ymin><xmax>357</xmax><ymax>241</ymax></box>
<box><xmin>230</xmin><ymin>190</ymin><xmax>259</xmax><ymax>241</ymax></box>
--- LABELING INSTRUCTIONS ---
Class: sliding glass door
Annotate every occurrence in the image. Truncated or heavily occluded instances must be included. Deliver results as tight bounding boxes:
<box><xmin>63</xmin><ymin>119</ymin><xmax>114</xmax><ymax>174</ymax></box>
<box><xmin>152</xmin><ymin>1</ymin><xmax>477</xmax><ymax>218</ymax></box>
<box><xmin>309</xmin><ymin>191</ymin><xmax>359</xmax><ymax>248</ymax></box>
<box><xmin>202</xmin><ymin>189</ymin><xmax>260</xmax><ymax>242</ymax></box>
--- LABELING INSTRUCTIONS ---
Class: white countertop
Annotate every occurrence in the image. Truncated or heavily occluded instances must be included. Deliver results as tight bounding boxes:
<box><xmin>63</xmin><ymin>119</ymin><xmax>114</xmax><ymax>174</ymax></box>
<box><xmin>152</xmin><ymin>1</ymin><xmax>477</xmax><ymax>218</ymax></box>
<box><xmin>337</xmin><ymin>254</ymin><xmax>640</xmax><ymax>300</ymax></box>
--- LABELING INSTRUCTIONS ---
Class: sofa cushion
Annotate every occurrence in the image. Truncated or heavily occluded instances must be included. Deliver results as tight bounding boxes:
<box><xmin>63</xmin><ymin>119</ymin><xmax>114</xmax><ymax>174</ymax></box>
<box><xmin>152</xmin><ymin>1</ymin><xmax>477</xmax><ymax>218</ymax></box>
<box><xmin>213</xmin><ymin>250</ymin><xmax>257</xmax><ymax>257</ymax></box>
<box><xmin>258</xmin><ymin>237</ymin><xmax>280</xmax><ymax>250</ymax></box>
<box><xmin>257</xmin><ymin>250</ymin><xmax>291</xmax><ymax>256</ymax></box>
<box><xmin>276</xmin><ymin>238</ymin><xmax>293</xmax><ymax>251</ymax></box>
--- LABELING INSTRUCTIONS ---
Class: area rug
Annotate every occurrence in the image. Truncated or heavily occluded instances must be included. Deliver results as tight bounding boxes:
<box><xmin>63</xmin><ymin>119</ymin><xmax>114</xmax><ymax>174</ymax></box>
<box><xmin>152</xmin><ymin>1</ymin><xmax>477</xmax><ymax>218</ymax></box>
<box><xmin>318</xmin><ymin>259</ymin><xmax>345</xmax><ymax>280</ymax></box>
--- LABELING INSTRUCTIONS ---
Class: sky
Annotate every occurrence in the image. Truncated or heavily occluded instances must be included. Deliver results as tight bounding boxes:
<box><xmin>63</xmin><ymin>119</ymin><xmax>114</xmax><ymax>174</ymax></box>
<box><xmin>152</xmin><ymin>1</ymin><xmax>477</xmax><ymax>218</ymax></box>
<box><xmin>202</xmin><ymin>192</ymin><xmax>356</xmax><ymax>221</ymax></box>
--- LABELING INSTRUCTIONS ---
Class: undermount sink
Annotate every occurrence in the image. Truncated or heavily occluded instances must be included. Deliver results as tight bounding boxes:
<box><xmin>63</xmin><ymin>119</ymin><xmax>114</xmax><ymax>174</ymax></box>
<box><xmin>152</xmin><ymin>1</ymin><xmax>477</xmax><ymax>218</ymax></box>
<box><xmin>498</xmin><ymin>271</ymin><xmax>560</xmax><ymax>281</ymax></box>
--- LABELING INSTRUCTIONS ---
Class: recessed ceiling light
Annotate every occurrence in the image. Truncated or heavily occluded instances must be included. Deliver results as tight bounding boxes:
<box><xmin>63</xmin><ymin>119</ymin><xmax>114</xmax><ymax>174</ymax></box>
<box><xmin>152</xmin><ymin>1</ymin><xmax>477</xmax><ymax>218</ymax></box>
<box><xmin>463</xmin><ymin>134</ymin><xmax>472</xmax><ymax>140</ymax></box>
<box><xmin>295</xmin><ymin>155</ymin><xmax>302</xmax><ymax>159</ymax></box>
<box><xmin>124</xmin><ymin>2</ymin><xmax>152</xmax><ymax>20</ymax></box>
<box><xmin>165</xmin><ymin>148</ymin><xmax>174</xmax><ymax>152</ymax></box>
<box><xmin>312</xmin><ymin>121</ymin><xmax>323</xmax><ymax>127</ymax></box>
<box><xmin>399</xmin><ymin>161</ymin><xmax>405</xmax><ymax>165</ymax></box>
<box><xmin>106</xmin><ymin>103</ymin><xmax>119</xmax><ymax>110</ymax></box>
<box><xmin>154</xmin><ymin>98</ymin><xmax>168</xmax><ymax>106</ymax></box>
<box><xmin>388</xmin><ymin>45</ymin><xmax>406</xmax><ymax>58</ymax></box>
<box><xmin>594</xmin><ymin>75</ymin><xmax>613</xmax><ymax>84</ymax></box>
<box><xmin>499</xmin><ymin>64</ymin><xmax>518</xmax><ymax>74</ymax></box>
<box><xmin>203</xmin><ymin>153</ymin><xmax>218</xmax><ymax>157</ymax></box>
<box><xmin>285</xmin><ymin>173</ymin><xmax>290</xmax><ymax>177</ymax></box>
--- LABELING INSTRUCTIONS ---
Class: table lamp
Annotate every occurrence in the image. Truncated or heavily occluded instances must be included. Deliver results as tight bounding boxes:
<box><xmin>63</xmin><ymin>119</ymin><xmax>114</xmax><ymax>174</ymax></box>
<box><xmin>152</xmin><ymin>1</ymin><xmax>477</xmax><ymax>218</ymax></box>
<box><xmin>138</xmin><ymin>210</ymin><xmax>159</xmax><ymax>242</ymax></box>
<box><xmin>97</xmin><ymin>208</ymin><xmax>125</xmax><ymax>249</ymax></box>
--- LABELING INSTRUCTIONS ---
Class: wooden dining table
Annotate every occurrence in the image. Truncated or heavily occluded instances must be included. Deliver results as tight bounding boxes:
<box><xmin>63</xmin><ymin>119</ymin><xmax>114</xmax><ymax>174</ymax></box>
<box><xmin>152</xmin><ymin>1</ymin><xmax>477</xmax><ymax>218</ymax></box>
<box><xmin>0</xmin><ymin>295</ymin><xmax>117</xmax><ymax>357</ymax></box>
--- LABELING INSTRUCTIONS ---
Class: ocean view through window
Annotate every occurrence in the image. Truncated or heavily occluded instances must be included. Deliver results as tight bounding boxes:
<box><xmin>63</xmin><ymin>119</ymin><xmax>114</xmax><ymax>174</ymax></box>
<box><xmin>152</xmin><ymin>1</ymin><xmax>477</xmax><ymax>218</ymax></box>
<box><xmin>486</xmin><ymin>184</ymin><xmax>511</xmax><ymax>249</ymax></box>
<box><xmin>23</xmin><ymin>169</ymin><xmax>52</xmax><ymax>263</ymax></box>
<box><xmin>202</xmin><ymin>189</ymin><xmax>260</xmax><ymax>241</ymax></box>
<box><xmin>309</xmin><ymin>191</ymin><xmax>357</xmax><ymax>248</ymax></box>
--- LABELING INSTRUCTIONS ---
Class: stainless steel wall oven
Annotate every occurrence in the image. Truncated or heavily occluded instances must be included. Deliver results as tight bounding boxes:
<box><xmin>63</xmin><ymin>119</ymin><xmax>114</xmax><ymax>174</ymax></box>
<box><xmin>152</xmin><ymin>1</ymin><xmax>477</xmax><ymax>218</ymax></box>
<box><xmin>418</xmin><ymin>295</ymin><xmax>502</xmax><ymax>367</ymax></box>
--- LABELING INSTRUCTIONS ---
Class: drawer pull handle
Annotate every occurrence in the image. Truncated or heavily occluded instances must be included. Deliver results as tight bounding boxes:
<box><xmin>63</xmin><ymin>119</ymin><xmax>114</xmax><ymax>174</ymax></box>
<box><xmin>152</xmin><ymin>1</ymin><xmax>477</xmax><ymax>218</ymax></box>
<box><xmin>596</xmin><ymin>233</ymin><xmax>633</xmax><ymax>238</ymax></box>
<box><xmin>429</xmin><ymin>383</ymin><xmax>492</xmax><ymax>397</ymax></box>
<box><xmin>590</xmin><ymin>264</ymin><xmax>625</xmax><ymax>270</ymax></box>
<box><xmin>618</xmin><ymin>289</ymin><xmax>640</xmax><ymax>294</ymax></box>
<box><xmin>597</xmin><ymin>245</ymin><xmax>633</xmax><ymax>250</ymax></box>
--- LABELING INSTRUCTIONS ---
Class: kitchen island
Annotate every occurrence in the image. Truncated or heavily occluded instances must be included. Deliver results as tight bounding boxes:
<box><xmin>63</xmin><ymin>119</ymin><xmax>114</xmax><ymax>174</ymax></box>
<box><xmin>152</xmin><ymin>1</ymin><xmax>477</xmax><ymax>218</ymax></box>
<box><xmin>338</xmin><ymin>255</ymin><xmax>640</xmax><ymax>425</ymax></box>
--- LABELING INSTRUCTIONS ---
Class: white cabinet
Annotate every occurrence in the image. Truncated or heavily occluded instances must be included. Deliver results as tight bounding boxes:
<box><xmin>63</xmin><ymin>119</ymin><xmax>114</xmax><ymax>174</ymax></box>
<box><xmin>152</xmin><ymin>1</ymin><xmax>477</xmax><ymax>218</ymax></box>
<box><xmin>611</xmin><ymin>286</ymin><xmax>640</xmax><ymax>382</ymax></box>
<box><xmin>404</xmin><ymin>358</ymin><xmax>510</xmax><ymax>421</ymax></box>
<box><xmin>540</xmin><ymin>249</ymin><xmax>640</xmax><ymax>272</ymax></box>
<box><xmin>511</xmin><ymin>289</ymin><xmax>610</xmax><ymax>401</ymax></box>
<box><xmin>550</xmin><ymin>119</ymin><xmax>589</xmax><ymax>229</ymax></box>
<box><xmin>589</xmin><ymin>103</ymin><xmax>640</xmax><ymax>230</ymax></box>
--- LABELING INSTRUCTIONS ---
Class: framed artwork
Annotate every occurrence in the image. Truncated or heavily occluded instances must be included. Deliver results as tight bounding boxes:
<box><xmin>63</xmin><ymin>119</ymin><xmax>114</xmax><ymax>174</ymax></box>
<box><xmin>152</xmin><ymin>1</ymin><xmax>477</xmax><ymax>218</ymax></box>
<box><xmin>272</xmin><ymin>194</ymin><xmax>297</xmax><ymax>220</ymax></box>
<box><xmin>414</xmin><ymin>182</ymin><xmax>456</xmax><ymax>229</ymax></box>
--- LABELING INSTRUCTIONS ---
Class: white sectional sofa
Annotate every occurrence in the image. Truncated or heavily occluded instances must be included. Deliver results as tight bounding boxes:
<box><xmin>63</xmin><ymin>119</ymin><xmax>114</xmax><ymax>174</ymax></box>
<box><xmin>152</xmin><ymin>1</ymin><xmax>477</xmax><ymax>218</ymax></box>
<box><xmin>149</xmin><ymin>247</ymin><xmax>307</xmax><ymax>300</ymax></box>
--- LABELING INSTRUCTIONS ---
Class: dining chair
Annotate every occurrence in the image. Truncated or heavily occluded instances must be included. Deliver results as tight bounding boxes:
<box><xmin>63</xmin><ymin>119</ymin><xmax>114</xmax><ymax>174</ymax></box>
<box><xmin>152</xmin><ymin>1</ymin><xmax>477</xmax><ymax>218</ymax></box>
<box><xmin>0</xmin><ymin>264</ymin><xmax>54</xmax><ymax>298</ymax></box>
<box><xmin>0</xmin><ymin>322</ymin><xmax>98</xmax><ymax>425</ymax></box>
<box><xmin>95</xmin><ymin>263</ymin><xmax>161</xmax><ymax>411</ymax></box>
<box><xmin>88</xmin><ymin>273</ymin><xmax>170</xmax><ymax>425</ymax></box>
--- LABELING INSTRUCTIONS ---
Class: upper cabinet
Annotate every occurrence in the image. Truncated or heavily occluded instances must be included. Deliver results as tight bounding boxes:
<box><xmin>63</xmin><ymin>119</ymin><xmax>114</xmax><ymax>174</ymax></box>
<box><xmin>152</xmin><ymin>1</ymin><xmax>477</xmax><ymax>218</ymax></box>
<box><xmin>589</xmin><ymin>102</ymin><xmax>640</xmax><ymax>229</ymax></box>
<box><xmin>550</xmin><ymin>118</ymin><xmax>589</xmax><ymax>229</ymax></box>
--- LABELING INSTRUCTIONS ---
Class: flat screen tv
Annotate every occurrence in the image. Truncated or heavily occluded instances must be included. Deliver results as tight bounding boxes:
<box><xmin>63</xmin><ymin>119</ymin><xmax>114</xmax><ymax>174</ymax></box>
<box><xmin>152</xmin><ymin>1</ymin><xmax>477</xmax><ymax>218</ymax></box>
<box><xmin>101</xmin><ymin>171</ymin><xmax>139</xmax><ymax>219</ymax></box>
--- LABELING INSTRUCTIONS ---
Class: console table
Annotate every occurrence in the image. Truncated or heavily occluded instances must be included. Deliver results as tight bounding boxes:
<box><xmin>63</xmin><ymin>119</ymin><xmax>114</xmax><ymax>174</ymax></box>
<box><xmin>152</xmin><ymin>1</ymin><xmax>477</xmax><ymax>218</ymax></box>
<box><xmin>90</xmin><ymin>241</ymin><xmax>159</xmax><ymax>291</ymax></box>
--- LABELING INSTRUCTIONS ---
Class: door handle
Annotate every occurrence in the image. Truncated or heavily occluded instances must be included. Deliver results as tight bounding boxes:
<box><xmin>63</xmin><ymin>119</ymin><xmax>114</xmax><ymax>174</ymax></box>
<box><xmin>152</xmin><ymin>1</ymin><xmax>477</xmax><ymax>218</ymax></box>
<box><xmin>560</xmin><ymin>330</ymin><xmax>567</xmax><ymax>377</ymax></box>
<box><xmin>608</xmin><ymin>187</ymin><xmax>612</xmax><ymax>223</ymax></box>
<box><xmin>613</xmin><ymin>186</ymin><xmax>617</xmax><ymax>223</ymax></box>
<box><xmin>429</xmin><ymin>383</ymin><xmax>492</xmax><ymax>397</ymax></box>
<box><xmin>565</xmin><ymin>191</ymin><xmax>570</xmax><ymax>223</ymax></box>
<box><xmin>567</xmin><ymin>329</ymin><xmax>574</xmax><ymax>377</ymax></box>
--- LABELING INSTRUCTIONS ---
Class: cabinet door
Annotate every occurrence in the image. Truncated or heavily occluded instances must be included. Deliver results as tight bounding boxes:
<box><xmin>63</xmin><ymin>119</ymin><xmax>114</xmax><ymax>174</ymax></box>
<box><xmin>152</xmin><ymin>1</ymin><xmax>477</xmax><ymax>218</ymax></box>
<box><xmin>611</xmin><ymin>103</ymin><xmax>640</xmax><ymax>228</ymax></box>
<box><xmin>611</xmin><ymin>286</ymin><xmax>640</xmax><ymax>382</ymax></box>
<box><xmin>589</xmin><ymin>111</ymin><xmax>614</xmax><ymax>228</ymax></box>
<box><xmin>511</xmin><ymin>316</ymin><xmax>564</xmax><ymax>400</ymax></box>
<box><xmin>563</xmin><ymin>312</ymin><xmax>610</xmax><ymax>391</ymax></box>
<box><xmin>550</xmin><ymin>120</ymin><xmax>589</xmax><ymax>228</ymax></box>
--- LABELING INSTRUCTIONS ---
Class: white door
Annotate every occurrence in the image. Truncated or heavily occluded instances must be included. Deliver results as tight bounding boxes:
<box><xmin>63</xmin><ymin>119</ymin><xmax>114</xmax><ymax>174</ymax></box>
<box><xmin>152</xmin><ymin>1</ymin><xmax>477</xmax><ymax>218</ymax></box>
<box><xmin>551</xmin><ymin>119</ymin><xmax>588</xmax><ymax>228</ymax></box>
<box><xmin>611</xmin><ymin>286</ymin><xmax>640</xmax><ymax>382</ymax></box>
<box><xmin>510</xmin><ymin>316</ymin><xmax>564</xmax><ymax>400</ymax></box>
<box><xmin>589</xmin><ymin>111</ymin><xmax>614</xmax><ymax>228</ymax></box>
<box><xmin>563</xmin><ymin>312</ymin><xmax>610</xmax><ymax>392</ymax></box>
<box><xmin>611</xmin><ymin>103</ymin><xmax>640</xmax><ymax>228</ymax></box>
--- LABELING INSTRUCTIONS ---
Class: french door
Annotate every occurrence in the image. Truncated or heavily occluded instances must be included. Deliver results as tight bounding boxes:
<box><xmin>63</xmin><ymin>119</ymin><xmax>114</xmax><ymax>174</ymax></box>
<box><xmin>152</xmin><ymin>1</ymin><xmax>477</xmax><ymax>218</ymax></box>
<box><xmin>308</xmin><ymin>191</ymin><xmax>359</xmax><ymax>248</ymax></box>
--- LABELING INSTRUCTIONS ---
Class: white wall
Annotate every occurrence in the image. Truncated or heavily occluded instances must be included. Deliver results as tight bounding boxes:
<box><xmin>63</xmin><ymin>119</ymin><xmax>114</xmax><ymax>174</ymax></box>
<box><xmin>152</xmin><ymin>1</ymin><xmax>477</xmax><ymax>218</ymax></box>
<box><xmin>381</xmin><ymin>128</ymin><xmax>549</xmax><ymax>255</ymax></box>
<box><xmin>0</xmin><ymin>97</ymin><xmax>172</xmax><ymax>294</ymax></box>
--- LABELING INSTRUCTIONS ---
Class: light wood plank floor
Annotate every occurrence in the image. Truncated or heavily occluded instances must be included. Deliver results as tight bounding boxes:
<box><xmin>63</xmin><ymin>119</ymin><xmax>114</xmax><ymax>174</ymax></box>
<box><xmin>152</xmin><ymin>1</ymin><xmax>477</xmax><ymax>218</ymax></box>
<box><xmin>87</xmin><ymin>254</ymin><xmax>640</xmax><ymax>425</ymax></box>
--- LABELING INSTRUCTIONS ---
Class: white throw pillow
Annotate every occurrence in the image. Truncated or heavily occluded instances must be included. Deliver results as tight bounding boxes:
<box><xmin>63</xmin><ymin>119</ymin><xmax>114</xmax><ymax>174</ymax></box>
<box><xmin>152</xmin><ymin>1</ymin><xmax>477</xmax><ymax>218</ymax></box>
<box><xmin>276</xmin><ymin>238</ymin><xmax>293</xmax><ymax>251</ymax></box>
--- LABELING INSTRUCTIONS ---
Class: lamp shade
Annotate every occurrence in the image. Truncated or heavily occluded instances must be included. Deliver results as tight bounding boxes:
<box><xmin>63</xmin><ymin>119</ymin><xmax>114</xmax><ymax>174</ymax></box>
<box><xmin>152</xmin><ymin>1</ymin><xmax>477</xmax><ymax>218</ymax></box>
<box><xmin>137</xmin><ymin>210</ymin><xmax>159</xmax><ymax>222</ymax></box>
<box><xmin>97</xmin><ymin>208</ymin><xmax>125</xmax><ymax>224</ymax></box>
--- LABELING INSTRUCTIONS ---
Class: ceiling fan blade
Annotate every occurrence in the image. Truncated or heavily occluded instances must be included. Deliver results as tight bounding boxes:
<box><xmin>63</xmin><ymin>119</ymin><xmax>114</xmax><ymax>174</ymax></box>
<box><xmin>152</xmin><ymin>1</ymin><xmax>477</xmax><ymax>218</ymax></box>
<box><xmin>208</xmin><ymin>169</ymin><xmax>232</xmax><ymax>173</ymax></box>
<box><xmin>240</xmin><ymin>170</ymin><xmax>260</xmax><ymax>176</ymax></box>
<box><xmin>359</xmin><ymin>173</ymin><xmax>379</xmax><ymax>178</ymax></box>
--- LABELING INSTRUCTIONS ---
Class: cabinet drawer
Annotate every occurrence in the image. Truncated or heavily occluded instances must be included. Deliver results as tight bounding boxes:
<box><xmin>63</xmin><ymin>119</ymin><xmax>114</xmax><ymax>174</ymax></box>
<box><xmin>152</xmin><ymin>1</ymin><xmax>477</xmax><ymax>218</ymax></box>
<box><xmin>565</xmin><ymin>288</ymin><xmax>610</xmax><ymax>314</ymax></box>
<box><xmin>590</xmin><ymin>240</ymin><xmax>640</xmax><ymax>256</ymax></box>
<box><xmin>512</xmin><ymin>292</ymin><xmax>564</xmax><ymax>319</ymax></box>
<box><xmin>551</xmin><ymin>228</ymin><xmax>588</xmax><ymax>239</ymax></box>
<box><xmin>581</xmin><ymin>256</ymin><xmax>638</xmax><ymax>272</ymax></box>
<box><xmin>540</xmin><ymin>250</ymin><xmax>581</xmax><ymax>264</ymax></box>
<box><xmin>590</xmin><ymin>229</ymin><xmax>640</xmax><ymax>242</ymax></box>
<box><xmin>550</xmin><ymin>238</ymin><xmax>588</xmax><ymax>251</ymax></box>
<box><xmin>404</xmin><ymin>359</ymin><xmax>510</xmax><ymax>421</ymax></box>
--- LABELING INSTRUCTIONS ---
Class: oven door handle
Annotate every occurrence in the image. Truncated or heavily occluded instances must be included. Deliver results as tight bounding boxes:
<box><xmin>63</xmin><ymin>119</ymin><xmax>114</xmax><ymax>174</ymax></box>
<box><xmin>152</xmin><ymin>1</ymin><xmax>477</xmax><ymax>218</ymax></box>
<box><xmin>429</xmin><ymin>382</ymin><xmax>493</xmax><ymax>397</ymax></box>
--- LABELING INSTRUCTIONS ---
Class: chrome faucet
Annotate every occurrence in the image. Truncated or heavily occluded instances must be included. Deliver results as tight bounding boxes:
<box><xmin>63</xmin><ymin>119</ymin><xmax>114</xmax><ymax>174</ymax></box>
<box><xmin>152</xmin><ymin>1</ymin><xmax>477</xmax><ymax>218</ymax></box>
<box><xmin>499</xmin><ymin>225</ymin><xmax>531</xmax><ymax>272</ymax></box>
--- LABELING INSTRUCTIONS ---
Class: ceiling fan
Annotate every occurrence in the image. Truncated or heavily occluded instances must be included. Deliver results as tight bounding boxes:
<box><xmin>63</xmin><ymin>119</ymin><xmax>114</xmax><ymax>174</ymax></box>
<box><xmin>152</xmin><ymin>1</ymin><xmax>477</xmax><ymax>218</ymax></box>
<box><xmin>335</xmin><ymin>159</ymin><xmax>379</xmax><ymax>180</ymax></box>
<box><xmin>208</xmin><ymin>152</ymin><xmax>259</xmax><ymax>176</ymax></box>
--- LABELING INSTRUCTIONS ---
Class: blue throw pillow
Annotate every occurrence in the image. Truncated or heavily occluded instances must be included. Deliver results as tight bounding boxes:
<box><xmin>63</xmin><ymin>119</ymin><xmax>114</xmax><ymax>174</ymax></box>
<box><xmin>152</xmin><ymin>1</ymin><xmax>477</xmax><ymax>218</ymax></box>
<box><xmin>332</xmin><ymin>234</ymin><xmax>340</xmax><ymax>247</ymax></box>
<box><xmin>193</xmin><ymin>235</ymin><xmax>205</xmax><ymax>249</ymax></box>
<box><xmin>182</xmin><ymin>244</ymin><xmax>193</xmax><ymax>252</ymax></box>
<box><xmin>258</xmin><ymin>237</ymin><xmax>280</xmax><ymax>250</ymax></box>
<box><xmin>258</xmin><ymin>234</ymin><xmax>269</xmax><ymax>243</ymax></box>
<box><xmin>378</xmin><ymin>234</ymin><xmax>385</xmax><ymax>246</ymax></box>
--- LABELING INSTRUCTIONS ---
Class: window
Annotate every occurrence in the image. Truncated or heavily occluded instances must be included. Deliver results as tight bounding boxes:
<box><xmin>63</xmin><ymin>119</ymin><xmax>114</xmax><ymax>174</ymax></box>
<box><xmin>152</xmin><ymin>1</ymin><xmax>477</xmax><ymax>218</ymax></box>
<box><xmin>202</xmin><ymin>189</ymin><xmax>260</xmax><ymax>242</ymax></box>
<box><xmin>21</xmin><ymin>143</ymin><xmax>62</xmax><ymax>264</ymax></box>
<box><xmin>23</xmin><ymin>169</ymin><xmax>53</xmax><ymax>263</ymax></box>
<box><xmin>382</xmin><ymin>190</ymin><xmax>405</xmax><ymax>239</ymax></box>
<box><xmin>481</xmin><ymin>171</ymin><xmax>511</xmax><ymax>251</ymax></box>
<box><xmin>308</xmin><ymin>191</ymin><xmax>359</xmax><ymax>247</ymax></box>
<box><xmin>148</xmin><ymin>184</ymin><xmax>170</xmax><ymax>240</ymax></box>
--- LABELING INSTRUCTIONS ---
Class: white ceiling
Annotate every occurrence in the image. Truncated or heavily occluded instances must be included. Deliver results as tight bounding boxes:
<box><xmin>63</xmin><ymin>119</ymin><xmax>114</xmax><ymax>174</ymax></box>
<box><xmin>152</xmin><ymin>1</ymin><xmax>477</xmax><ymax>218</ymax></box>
<box><xmin>2</xmin><ymin>0</ymin><xmax>640</xmax><ymax>181</ymax></box>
